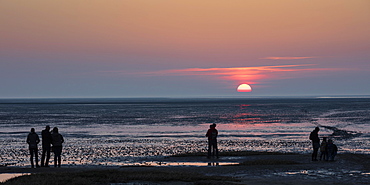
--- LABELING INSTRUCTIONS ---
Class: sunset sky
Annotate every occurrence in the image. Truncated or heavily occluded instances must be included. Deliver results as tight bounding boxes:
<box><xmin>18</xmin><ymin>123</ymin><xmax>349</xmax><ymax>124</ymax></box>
<box><xmin>1</xmin><ymin>0</ymin><xmax>369</xmax><ymax>98</ymax></box>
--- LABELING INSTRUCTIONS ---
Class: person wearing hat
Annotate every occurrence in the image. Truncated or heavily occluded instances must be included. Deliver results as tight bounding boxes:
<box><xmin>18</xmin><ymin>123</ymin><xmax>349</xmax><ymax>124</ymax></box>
<box><xmin>206</xmin><ymin>123</ymin><xmax>219</xmax><ymax>158</ymax></box>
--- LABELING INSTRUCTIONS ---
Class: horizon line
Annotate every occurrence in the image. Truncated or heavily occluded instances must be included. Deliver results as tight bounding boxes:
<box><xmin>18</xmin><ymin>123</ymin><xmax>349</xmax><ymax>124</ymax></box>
<box><xmin>1</xmin><ymin>95</ymin><xmax>370</xmax><ymax>100</ymax></box>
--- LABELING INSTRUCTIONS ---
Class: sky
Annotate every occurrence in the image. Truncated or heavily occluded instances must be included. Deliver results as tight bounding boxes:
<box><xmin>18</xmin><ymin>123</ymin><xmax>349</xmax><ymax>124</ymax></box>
<box><xmin>1</xmin><ymin>0</ymin><xmax>370</xmax><ymax>98</ymax></box>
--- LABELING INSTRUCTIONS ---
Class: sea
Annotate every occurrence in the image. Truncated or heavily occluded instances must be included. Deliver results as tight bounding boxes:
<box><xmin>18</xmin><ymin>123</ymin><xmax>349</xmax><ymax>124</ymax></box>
<box><xmin>0</xmin><ymin>98</ymin><xmax>369</xmax><ymax>167</ymax></box>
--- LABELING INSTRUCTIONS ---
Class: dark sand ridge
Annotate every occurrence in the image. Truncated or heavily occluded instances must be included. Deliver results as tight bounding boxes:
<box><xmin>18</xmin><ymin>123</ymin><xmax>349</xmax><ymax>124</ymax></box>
<box><xmin>1</xmin><ymin>152</ymin><xmax>369</xmax><ymax>185</ymax></box>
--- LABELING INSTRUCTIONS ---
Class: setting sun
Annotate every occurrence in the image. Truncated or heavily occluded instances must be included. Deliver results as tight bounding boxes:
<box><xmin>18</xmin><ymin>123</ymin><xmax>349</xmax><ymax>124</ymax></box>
<box><xmin>237</xmin><ymin>84</ymin><xmax>252</xmax><ymax>92</ymax></box>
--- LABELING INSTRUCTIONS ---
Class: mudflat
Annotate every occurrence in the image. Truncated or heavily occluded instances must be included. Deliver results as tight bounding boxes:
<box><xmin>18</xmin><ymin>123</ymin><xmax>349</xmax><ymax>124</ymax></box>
<box><xmin>1</xmin><ymin>153</ymin><xmax>369</xmax><ymax>185</ymax></box>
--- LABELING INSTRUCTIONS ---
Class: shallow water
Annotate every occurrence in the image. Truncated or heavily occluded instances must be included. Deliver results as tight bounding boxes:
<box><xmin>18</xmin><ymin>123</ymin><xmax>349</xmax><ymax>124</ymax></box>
<box><xmin>0</xmin><ymin>98</ymin><xmax>369</xmax><ymax>167</ymax></box>
<box><xmin>0</xmin><ymin>173</ymin><xmax>30</xmax><ymax>183</ymax></box>
<box><xmin>273</xmin><ymin>169</ymin><xmax>370</xmax><ymax>181</ymax></box>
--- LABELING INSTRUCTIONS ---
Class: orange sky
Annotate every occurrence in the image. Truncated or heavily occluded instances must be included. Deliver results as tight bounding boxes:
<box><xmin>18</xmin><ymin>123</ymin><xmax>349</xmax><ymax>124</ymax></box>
<box><xmin>2</xmin><ymin>1</ymin><xmax>369</xmax><ymax>57</ymax></box>
<box><xmin>0</xmin><ymin>0</ymin><xmax>369</xmax><ymax>97</ymax></box>
<box><xmin>141</xmin><ymin>64</ymin><xmax>343</xmax><ymax>87</ymax></box>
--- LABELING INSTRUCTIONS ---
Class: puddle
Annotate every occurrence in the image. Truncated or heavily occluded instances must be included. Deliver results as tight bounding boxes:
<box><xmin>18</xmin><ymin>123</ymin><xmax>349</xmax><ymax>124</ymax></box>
<box><xmin>0</xmin><ymin>173</ymin><xmax>31</xmax><ymax>183</ymax></box>
<box><xmin>120</xmin><ymin>161</ymin><xmax>238</xmax><ymax>167</ymax></box>
<box><xmin>273</xmin><ymin>169</ymin><xmax>370</xmax><ymax>178</ymax></box>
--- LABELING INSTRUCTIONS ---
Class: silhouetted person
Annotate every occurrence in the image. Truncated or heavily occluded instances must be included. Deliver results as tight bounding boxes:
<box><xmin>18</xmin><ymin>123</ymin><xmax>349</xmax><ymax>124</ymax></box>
<box><xmin>207</xmin><ymin>162</ymin><xmax>219</xmax><ymax>166</ymax></box>
<box><xmin>206</xmin><ymin>123</ymin><xmax>218</xmax><ymax>158</ymax></box>
<box><xmin>26</xmin><ymin>128</ymin><xmax>40</xmax><ymax>168</ymax></box>
<box><xmin>51</xmin><ymin>127</ymin><xmax>64</xmax><ymax>167</ymax></box>
<box><xmin>41</xmin><ymin>125</ymin><xmax>52</xmax><ymax>167</ymax></box>
<box><xmin>309</xmin><ymin>127</ymin><xmax>320</xmax><ymax>161</ymax></box>
<box><xmin>327</xmin><ymin>139</ymin><xmax>338</xmax><ymax>161</ymax></box>
<box><xmin>320</xmin><ymin>137</ymin><xmax>328</xmax><ymax>161</ymax></box>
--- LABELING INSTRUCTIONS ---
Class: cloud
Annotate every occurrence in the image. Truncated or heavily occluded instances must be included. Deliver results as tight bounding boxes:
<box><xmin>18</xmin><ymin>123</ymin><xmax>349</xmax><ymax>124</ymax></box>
<box><xmin>145</xmin><ymin>64</ymin><xmax>336</xmax><ymax>85</ymax></box>
<box><xmin>103</xmin><ymin>64</ymin><xmax>342</xmax><ymax>88</ymax></box>
<box><xmin>260</xmin><ymin>57</ymin><xmax>316</xmax><ymax>60</ymax></box>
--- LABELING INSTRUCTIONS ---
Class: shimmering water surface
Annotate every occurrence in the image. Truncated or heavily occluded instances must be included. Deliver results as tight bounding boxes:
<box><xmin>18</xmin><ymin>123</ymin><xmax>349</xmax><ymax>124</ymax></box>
<box><xmin>0</xmin><ymin>98</ymin><xmax>369</xmax><ymax>166</ymax></box>
<box><xmin>0</xmin><ymin>173</ymin><xmax>30</xmax><ymax>183</ymax></box>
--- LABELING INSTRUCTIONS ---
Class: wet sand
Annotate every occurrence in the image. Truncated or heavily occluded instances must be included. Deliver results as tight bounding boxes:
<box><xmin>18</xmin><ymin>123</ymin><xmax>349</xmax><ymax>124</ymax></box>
<box><xmin>1</xmin><ymin>153</ymin><xmax>369</xmax><ymax>184</ymax></box>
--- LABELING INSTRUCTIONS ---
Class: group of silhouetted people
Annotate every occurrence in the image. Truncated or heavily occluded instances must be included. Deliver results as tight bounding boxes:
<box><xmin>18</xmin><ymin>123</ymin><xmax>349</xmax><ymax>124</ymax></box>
<box><xmin>206</xmin><ymin>125</ymin><xmax>342</xmax><ymax>162</ymax></box>
<box><xmin>206</xmin><ymin>125</ymin><xmax>340</xmax><ymax>162</ymax></box>
<box><xmin>26</xmin><ymin>126</ymin><xmax>64</xmax><ymax>168</ymax></box>
<box><xmin>26</xmin><ymin>124</ymin><xmax>338</xmax><ymax>167</ymax></box>
<box><xmin>310</xmin><ymin>127</ymin><xmax>338</xmax><ymax>161</ymax></box>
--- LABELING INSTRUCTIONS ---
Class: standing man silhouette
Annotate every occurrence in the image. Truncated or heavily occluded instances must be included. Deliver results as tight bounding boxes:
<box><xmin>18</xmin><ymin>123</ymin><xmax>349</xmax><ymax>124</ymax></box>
<box><xmin>206</xmin><ymin>123</ymin><xmax>219</xmax><ymax>159</ymax></box>
<box><xmin>41</xmin><ymin>125</ymin><xmax>52</xmax><ymax>167</ymax></box>
<box><xmin>309</xmin><ymin>127</ymin><xmax>320</xmax><ymax>161</ymax></box>
<box><xmin>26</xmin><ymin>128</ymin><xmax>40</xmax><ymax>168</ymax></box>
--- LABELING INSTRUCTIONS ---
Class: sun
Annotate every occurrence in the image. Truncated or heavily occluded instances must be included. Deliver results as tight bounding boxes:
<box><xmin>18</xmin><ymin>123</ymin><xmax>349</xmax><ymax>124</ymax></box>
<box><xmin>237</xmin><ymin>84</ymin><xmax>252</xmax><ymax>92</ymax></box>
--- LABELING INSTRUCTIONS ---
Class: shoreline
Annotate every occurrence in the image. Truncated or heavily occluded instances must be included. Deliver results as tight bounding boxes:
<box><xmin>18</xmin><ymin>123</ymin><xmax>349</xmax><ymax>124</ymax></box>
<box><xmin>1</xmin><ymin>152</ymin><xmax>369</xmax><ymax>185</ymax></box>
